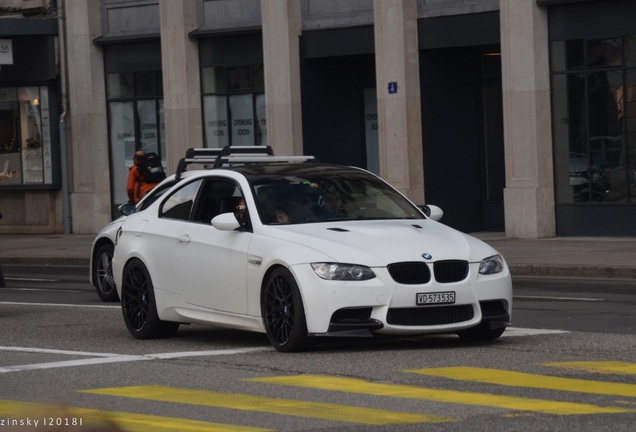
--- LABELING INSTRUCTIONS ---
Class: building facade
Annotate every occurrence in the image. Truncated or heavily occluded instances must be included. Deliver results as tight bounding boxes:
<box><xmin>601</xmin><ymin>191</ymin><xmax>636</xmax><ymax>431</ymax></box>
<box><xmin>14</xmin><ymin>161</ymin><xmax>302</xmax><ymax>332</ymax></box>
<box><xmin>0</xmin><ymin>0</ymin><xmax>634</xmax><ymax>237</ymax></box>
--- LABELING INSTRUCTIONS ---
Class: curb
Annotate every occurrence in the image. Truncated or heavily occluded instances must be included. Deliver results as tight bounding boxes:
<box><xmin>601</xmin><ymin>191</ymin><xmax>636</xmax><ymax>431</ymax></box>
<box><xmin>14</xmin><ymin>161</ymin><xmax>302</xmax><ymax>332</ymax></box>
<box><xmin>0</xmin><ymin>257</ymin><xmax>90</xmax><ymax>267</ymax></box>
<box><xmin>509</xmin><ymin>264</ymin><xmax>636</xmax><ymax>279</ymax></box>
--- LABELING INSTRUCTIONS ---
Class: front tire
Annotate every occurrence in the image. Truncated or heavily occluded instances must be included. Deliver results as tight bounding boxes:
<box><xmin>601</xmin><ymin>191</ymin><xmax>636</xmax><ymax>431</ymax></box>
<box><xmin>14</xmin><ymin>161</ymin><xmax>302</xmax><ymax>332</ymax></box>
<box><xmin>262</xmin><ymin>267</ymin><xmax>309</xmax><ymax>352</ymax></box>
<box><xmin>121</xmin><ymin>259</ymin><xmax>179</xmax><ymax>339</ymax></box>
<box><xmin>93</xmin><ymin>243</ymin><xmax>119</xmax><ymax>302</ymax></box>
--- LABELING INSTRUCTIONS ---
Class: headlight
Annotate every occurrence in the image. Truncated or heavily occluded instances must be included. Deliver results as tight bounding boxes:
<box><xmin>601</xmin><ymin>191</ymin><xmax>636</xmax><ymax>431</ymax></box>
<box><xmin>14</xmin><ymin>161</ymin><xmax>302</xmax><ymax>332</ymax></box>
<box><xmin>311</xmin><ymin>263</ymin><xmax>376</xmax><ymax>281</ymax></box>
<box><xmin>479</xmin><ymin>254</ymin><xmax>505</xmax><ymax>275</ymax></box>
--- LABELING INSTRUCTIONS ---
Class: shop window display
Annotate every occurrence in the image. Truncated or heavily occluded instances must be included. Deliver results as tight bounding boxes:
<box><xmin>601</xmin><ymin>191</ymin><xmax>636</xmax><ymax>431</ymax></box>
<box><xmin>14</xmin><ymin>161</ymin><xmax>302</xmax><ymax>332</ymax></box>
<box><xmin>202</xmin><ymin>65</ymin><xmax>266</xmax><ymax>148</ymax></box>
<box><xmin>106</xmin><ymin>72</ymin><xmax>165</xmax><ymax>207</ymax></box>
<box><xmin>0</xmin><ymin>86</ymin><xmax>52</xmax><ymax>185</ymax></box>
<box><xmin>551</xmin><ymin>36</ymin><xmax>636</xmax><ymax>203</ymax></box>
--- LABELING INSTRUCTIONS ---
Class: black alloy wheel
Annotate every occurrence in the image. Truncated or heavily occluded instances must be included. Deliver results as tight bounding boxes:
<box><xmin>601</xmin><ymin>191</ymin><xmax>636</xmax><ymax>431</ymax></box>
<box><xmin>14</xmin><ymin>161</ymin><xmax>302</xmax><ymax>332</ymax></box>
<box><xmin>262</xmin><ymin>267</ymin><xmax>309</xmax><ymax>352</ymax></box>
<box><xmin>93</xmin><ymin>243</ymin><xmax>119</xmax><ymax>302</ymax></box>
<box><xmin>121</xmin><ymin>259</ymin><xmax>179</xmax><ymax>339</ymax></box>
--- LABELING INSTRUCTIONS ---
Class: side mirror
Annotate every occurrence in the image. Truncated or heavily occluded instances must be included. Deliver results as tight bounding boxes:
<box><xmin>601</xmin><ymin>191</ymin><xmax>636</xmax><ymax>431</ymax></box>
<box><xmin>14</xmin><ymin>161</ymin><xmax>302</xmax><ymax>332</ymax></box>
<box><xmin>212</xmin><ymin>212</ymin><xmax>241</xmax><ymax>231</ymax></box>
<box><xmin>119</xmin><ymin>203</ymin><xmax>136</xmax><ymax>216</ymax></box>
<box><xmin>419</xmin><ymin>204</ymin><xmax>444</xmax><ymax>222</ymax></box>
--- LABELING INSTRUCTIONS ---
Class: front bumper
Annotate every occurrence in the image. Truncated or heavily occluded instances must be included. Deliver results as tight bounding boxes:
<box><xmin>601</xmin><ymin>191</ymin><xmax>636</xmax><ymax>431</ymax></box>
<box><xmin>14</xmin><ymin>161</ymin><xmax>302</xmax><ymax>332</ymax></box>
<box><xmin>290</xmin><ymin>262</ymin><xmax>512</xmax><ymax>336</ymax></box>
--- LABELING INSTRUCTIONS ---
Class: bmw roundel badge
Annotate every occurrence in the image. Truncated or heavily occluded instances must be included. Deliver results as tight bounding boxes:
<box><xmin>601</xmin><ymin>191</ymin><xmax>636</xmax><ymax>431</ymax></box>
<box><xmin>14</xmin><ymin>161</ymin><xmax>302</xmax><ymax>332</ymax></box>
<box><xmin>422</xmin><ymin>253</ymin><xmax>432</xmax><ymax>260</ymax></box>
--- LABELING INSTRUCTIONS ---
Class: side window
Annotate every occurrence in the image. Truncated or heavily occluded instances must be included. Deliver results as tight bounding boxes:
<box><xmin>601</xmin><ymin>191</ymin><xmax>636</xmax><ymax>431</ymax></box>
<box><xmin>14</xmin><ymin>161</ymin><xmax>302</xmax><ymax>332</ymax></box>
<box><xmin>137</xmin><ymin>179</ymin><xmax>177</xmax><ymax>212</ymax></box>
<box><xmin>160</xmin><ymin>179</ymin><xmax>203</xmax><ymax>221</ymax></box>
<box><xmin>192</xmin><ymin>178</ymin><xmax>245</xmax><ymax>224</ymax></box>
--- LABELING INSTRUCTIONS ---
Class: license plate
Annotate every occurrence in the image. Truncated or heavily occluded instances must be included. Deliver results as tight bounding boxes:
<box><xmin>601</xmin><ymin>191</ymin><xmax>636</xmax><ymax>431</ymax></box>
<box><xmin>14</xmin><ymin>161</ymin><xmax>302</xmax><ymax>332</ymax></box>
<box><xmin>416</xmin><ymin>291</ymin><xmax>456</xmax><ymax>305</ymax></box>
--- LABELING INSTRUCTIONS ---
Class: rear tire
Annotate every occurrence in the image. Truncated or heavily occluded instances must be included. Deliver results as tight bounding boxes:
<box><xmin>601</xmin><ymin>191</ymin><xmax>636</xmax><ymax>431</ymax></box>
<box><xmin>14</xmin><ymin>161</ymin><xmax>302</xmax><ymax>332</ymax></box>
<box><xmin>93</xmin><ymin>243</ymin><xmax>119</xmax><ymax>302</ymax></box>
<box><xmin>262</xmin><ymin>267</ymin><xmax>309</xmax><ymax>352</ymax></box>
<box><xmin>121</xmin><ymin>259</ymin><xmax>179</xmax><ymax>339</ymax></box>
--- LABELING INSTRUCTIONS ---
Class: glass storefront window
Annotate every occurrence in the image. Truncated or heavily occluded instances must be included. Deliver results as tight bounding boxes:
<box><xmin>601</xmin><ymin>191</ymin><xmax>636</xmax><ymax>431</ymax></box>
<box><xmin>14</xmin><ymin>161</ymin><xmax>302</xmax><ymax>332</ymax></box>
<box><xmin>229</xmin><ymin>94</ymin><xmax>254</xmax><ymax>146</ymax></box>
<box><xmin>625</xmin><ymin>35</ymin><xmax>636</xmax><ymax>68</ymax></box>
<box><xmin>201</xmin><ymin>65</ymin><xmax>265</xmax><ymax>148</ymax></box>
<box><xmin>203</xmin><ymin>95</ymin><xmax>229</xmax><ymax>148</ymax></box>
<box><xmin>0</xmin><ymin>86</ymin><xmax>52</xmax><ymax>186</ymax></box>
<box><xmin>202</xmin><ymin>67</ymin><xmax>227</xmax><ymax>93</ymax></box>
<box><xmin>106</xmin><ymin>72</ymin><xmax>164</xmax><ymax>207</ymax></box>
<box><xmin>255</xmin><ymin>93</ymin><xmax>267</xmax><ymax>146</ymax></box>
<box><xmin>551</xmin><ymin>36</ymin><xmax>636</xmax><ymax>204</ymax></box>
<box><xmin>586</xmin><ymin>38</ymin><xmax>621</xmax><ymax>68</ymax></box>
<box><xmin>108</xmin><ymin>101</ymin><xmax>134</xmax><ymax>205</ymax></box>
<box><xmin>137</xmin><ymin>99</ymin><xmax>160</xmax><ymax>154</ymax></box>
<box><xmin>106</xmin><ymin>73</ymin><xmax>134</xmax><ymax>99</ymax></box>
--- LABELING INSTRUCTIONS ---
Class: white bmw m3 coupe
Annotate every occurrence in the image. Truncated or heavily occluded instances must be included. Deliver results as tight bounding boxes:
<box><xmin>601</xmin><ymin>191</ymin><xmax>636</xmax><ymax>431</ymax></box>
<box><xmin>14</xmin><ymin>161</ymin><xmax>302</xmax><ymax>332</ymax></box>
<box><xmin>112</xmin><ymin>147</ymin><xmax>512</xmax><ymax>352</ymax></box>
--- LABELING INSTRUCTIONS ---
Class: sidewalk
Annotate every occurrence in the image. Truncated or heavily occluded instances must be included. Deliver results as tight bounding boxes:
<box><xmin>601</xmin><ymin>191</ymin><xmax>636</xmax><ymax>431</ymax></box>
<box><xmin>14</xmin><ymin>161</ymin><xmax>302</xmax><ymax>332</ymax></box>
<box><xmin>0</xmin><ymin>232</ymin><xmax>635</xmax><ymax>279</ymax></box>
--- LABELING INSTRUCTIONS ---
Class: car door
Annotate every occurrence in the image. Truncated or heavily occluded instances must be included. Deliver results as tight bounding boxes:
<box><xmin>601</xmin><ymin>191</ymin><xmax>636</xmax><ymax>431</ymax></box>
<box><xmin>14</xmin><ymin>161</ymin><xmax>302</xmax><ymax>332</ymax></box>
<box><xmin>174</xmin><ymin>177</ymin><xmax>252</xmax><ymax>314</ymax></box>
<box><xmin>142</xmin><ymin>178</ymin><xmax>205</xmax><ymax>296</ymax></box>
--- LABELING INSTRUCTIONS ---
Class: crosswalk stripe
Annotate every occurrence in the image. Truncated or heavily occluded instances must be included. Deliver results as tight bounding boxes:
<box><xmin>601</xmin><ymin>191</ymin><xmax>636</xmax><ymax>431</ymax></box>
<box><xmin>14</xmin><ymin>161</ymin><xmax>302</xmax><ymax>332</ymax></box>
<box><xmin>0</xmin><ymin>399</ymin><xmax>272</xmax><ymax>432</ymax></box>
<box><xmin>82</xmin><ymin>385</ymin><xmax>454</xmax><ymax>425</ymax></box>
<box><xmin>407</xmin><ymin>366</ymin><xmax>636</xmax><ymax>398</ymax></box>
<box><xmin>541</xmin><ymin>361</ymin><xmax>636</xmax><ymax>375</ymax></box>
<box><xmin>247</xmin><ymin>374</ymin><xmax>633</xmax><ymax>415</ymax></box>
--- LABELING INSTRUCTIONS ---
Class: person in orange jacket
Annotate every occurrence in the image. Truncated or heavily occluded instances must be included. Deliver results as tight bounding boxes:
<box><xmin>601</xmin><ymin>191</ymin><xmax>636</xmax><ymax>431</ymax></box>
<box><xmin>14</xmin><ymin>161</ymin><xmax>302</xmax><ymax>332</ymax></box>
<box><xmin>126</xmin><ymin>150</ymin><xmax>158</xmax><ymax>203</ymax></box>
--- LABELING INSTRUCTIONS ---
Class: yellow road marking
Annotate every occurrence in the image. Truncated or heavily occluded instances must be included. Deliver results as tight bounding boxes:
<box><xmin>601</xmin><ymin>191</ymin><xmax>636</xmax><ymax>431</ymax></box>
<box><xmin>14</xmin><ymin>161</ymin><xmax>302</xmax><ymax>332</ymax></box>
<box><xmin>542</xmin><ymin>361</ymin><xmax>636</xmax><ymax>375</ymax></box>
<box><xmin>82</xmin><ymin>385</ymin><xmax>454</xmax><ymax>425</ymax></box>
<box><xmin>247</xmin><ymin>374</ymin><xmax>634</xmax><ymax>415</ymax></box>
<box><xmin>408</xmin><ymin>366</ymin><xmax>636</xmax><ymax>398</ymax></box>
<box><xmin>0</xmin><ymin>399</ymin><xmax>271</xmax><ymax>432</ymax></box>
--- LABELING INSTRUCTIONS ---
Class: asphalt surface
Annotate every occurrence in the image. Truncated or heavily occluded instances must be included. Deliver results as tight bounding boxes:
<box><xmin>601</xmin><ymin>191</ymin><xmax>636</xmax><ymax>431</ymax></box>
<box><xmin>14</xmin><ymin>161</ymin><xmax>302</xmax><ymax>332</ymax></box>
<box><xmin>0</xmin><ymin>232</ymin><xmax>634</xmax><ymax>279</ymax></box>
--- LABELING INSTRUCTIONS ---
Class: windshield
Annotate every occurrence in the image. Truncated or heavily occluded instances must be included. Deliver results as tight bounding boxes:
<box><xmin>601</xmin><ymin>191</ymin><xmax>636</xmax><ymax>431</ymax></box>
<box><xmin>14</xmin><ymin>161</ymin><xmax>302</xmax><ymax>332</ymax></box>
<box><xmin>250</xmin><ymin>170</ymin><xmax>424</xmax><ymax>225</ymax></box>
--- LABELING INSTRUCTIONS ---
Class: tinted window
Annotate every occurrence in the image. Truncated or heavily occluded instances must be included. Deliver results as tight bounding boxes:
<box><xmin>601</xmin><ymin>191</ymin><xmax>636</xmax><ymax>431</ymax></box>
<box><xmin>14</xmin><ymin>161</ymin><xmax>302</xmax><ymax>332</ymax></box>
<box><xmin>160</xmin><ymin>180</ymin><xmax>203</xmax><ymax>221</ymax></box>
<box><xmin>191</xmin><ymin>178</ymin><xmax>245</xmax><ymax>225</ymax></box>
<box><xmin>251</xmin><ymin>170</ymin><xmax>423</xmax><ymax>225</ymax></box>
<box><xmin>137</xmin><ymin>179</ymin><xmax>177</xmax><ymax>212</ymax></box>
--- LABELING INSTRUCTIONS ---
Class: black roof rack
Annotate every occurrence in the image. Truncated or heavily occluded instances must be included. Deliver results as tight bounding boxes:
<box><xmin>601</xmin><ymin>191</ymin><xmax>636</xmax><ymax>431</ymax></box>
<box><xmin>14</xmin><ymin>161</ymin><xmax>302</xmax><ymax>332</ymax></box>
<box><xmin>175</xmin><ymin>146</ymin><xmax>317</xmax><ymax>179</ymax></box>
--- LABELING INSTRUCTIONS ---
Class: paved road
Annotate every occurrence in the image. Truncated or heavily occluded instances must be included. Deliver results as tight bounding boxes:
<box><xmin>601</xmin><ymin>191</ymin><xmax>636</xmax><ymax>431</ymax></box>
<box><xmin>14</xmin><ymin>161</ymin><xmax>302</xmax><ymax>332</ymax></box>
<box><xmin>1</xmin><ymin>266</ymin><xmax>635</xmax><ymax>431</ymax></box>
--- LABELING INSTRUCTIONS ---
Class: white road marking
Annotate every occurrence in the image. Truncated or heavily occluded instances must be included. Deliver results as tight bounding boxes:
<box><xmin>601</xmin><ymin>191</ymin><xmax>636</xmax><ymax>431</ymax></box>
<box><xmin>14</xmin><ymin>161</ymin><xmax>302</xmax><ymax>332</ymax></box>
<box><xmin>0</xmin><ymin>298</ymin><xmax>572</xmax><ymax>371</ymax></box>
<box><xmin>3</xmin><ymin>288</ymin><xmax>85</xmax><ymax>293</ymax></box>
<box><xmin>0</xmin><ymin>346</ymin><xmax>272</xmax><ymax>373</ymax></box>
<box><xmin>502</xmin><ymin>327</ymin><xmax>569</xmax><ymax>337</ymax></box>
<box><xmin>0</xmin><ymin>328</ymin><xmax>566</xmax><ymax>374</ymax></box>
<box><xmin>0</xmin><ymin>301</ymin><xmax>119</xmax><ymax>309</ymax></box>
<box><xmin>5</xmin><ymin>277</ymin><xmax>59</xmax><ymax>282</ymax></box>
<box><xmin>515</xmin><ymin>295</ymin><xmax>604</xmax><ymax>302</ymax></box>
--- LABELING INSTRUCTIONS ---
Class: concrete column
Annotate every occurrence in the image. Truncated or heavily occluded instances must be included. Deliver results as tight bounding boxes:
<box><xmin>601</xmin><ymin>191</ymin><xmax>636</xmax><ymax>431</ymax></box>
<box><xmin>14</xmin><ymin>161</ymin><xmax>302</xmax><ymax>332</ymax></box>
<box><xmin>261</xmin><ymin>0</ymin><xmax>303</xmax><ymax>155</ymax></box>
<box><xmin>65</xmin><ymin>0</ymin><xmax>111</xmax><ymax>233</ymax></box>
<box><xmin>373</xmin><ymin>0</ymin><xmax>424</xmax><ymax>204</ymax></box>
<box><xmin>500</xmin><ymin>0</ymin><xmax>555</xmax><ymax>238</ymax></box>
<box><xmin>159</xmin><ymin>0</ymin><xmax>202</xmax><ymax>170</ymax></box>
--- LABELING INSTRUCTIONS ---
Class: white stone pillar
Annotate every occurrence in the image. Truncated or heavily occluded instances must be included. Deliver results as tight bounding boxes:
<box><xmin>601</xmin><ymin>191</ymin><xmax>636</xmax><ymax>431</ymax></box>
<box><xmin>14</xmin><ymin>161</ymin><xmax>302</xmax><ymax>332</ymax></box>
<box><xmin>65</xmin><ymin>0</ymin><xmax>111</xmax><ymax>233</ymax></box>
<box><xmin>500</xmin><ymin>0</ymin><xmax>556</xmax><ymax>238</ymax></box>
<box><xmin>373</xmin><ymin>0</ymin><xmax>424</xmax><ymax>204</ymax></box>
<box><xmin>160</xmin><ymin>0</ymin><xmax>202</xmax><ymax>170</ymax></box>
<box><xmin>261</xmin><ymin>0</ymin><xmax>303</xmax><ymax>155</ymax></box>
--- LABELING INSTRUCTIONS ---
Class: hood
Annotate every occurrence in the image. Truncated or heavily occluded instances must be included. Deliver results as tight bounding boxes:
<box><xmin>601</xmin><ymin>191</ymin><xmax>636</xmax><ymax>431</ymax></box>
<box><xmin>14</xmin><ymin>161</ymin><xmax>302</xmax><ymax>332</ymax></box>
<box><xmin>259</xmin><ymin>220</ymin><xmax>499</xmax><ymax>266</ymax></box>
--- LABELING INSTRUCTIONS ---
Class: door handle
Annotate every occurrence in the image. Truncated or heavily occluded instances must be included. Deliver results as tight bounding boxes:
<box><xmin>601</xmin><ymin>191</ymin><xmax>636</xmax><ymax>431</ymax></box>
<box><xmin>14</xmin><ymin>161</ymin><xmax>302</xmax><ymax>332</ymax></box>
<box><xmin>178</xmin><ymin>234</ymin><xmax>191</xmax><ymax>244</ymax></box>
